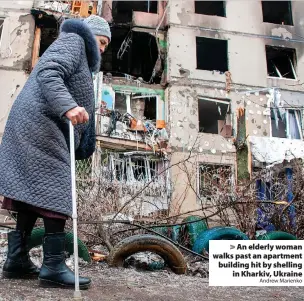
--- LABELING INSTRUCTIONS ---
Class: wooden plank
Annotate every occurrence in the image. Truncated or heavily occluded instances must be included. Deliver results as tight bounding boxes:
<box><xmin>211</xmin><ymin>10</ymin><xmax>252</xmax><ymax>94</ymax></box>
<box><xmin>96</xmin><ymin>135</ymin><xmax>154</xmax><ymax>151</ymax></box>
<box><xmin>31</xmin><ymin>27</ymin><xmax>41</xmax><ymax>70</ymax></box>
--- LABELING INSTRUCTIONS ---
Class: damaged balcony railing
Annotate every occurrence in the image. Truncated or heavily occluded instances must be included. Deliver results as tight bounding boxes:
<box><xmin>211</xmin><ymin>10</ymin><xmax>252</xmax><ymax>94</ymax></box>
<box><xmin>75</xmin><ymin>150</ymin><xmax>171</xmax><ymax>217</ymax></box>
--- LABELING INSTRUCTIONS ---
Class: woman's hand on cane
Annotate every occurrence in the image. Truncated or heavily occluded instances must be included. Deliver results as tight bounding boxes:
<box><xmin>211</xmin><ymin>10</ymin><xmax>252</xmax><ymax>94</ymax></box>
<box><xmin>65</xmin><ymin>107</ymin><xmax>89</xmax><ymax>125</ymax></box>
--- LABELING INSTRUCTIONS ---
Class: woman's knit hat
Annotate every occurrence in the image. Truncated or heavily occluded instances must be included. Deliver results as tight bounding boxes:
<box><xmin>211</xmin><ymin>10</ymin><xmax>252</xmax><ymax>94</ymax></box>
<box><xmin>83</xmin><ymin>15</ymin><xmax>111</xmax><ymax>42</ymax></box>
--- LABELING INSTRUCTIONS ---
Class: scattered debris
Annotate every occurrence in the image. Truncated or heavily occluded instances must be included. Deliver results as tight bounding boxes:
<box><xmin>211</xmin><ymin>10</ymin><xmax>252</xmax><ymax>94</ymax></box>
<box><xmin>187</xmin><ymin>260</ymin><xmax>209</xmax><ymax>278</ymax></box>
<box><xmin>125</xmin><ymin>252</ymin><xmax>165</xmax><ymax>271</ymax></box>
<box><xmin>90</xmin><ymin>250</ymin><xmax>107</xmax><ymax>262</ymax></box>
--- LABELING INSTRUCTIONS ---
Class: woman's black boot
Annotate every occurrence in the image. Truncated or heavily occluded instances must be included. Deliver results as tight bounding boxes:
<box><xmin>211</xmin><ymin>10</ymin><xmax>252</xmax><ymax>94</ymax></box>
<box><xmin>38</xmin><ymin>232</ymin><xmax>91</xmax><ymax>290</ymax></box>
<box><xmin>2</xmin><ymin>230</ymin><xmax>40</xmax><ymax>279</ymax></box>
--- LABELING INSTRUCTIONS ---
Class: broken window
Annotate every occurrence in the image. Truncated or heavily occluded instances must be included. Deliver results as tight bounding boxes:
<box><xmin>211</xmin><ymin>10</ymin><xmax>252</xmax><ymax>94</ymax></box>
<box><xmin>101</xmin><ymin>29</ymin><xmax>161</xmax><ymax>83</ymax></box>
<box><xmin>271</xmin><ymin>109</ymin><xmax>286</xmax><ymax>138</ymax></box>
<box><xmin>271</xmin><ymin>108</ymin><xmax>303</xmax><ymax>139</ymax></box>
<box><xmin>112</xmin><ymin>1</ymin><xmax>158</xmax><ymax>23</ymax></box>
<box><xmin>114</xmin><ymin>93</ymin><xmax>128</xmax><ymax>114</ymax></box>
<box><xmin>144</xmin><ymin>97</ymin><xmax>157</xmax><ymax>121</ymax></box>
<box><xmin>199</xmin><ymin>164</ymin><xmax>232</xmax><ymax>201</ymax></box>
<box><xmin>39</xmin><ymin>26</ymin><xmax>58</xmax><ymax>56</ymax></box>
<box><xmin>266</xmin><ymin>46</ymin><xmax>297</xmax><ymax>79</ymax></box>
<box><xmin>196</xmin><ymin>37</ymin><xmax>228</xmax><ymax>72</ymax></box>
<box><xmin>198</xmin><ymin>97</ymin><xmax>231</xmax><ymax>136</ymax></box>
<box><xmin>108</xmin><ymin>154</ymin><xmax>163</xmax><ymax>183</ymax></box>
<box><xmin>32</xmin><ymin>11</ymin><xmax>59</xmax><ymax>57</ymax></box>
<box><xmin>262</xmin><ymin>1</ymin><xmax>293</xmax><ymax>26</ymax></box>
<box><xmin>30</xmin><ymin>11</ymin><xmax>59</xmax><ymax>69</ymax></box>
<box><xmin>195</xmin><ymin>1</ymin><xmax>225</xmax><ymax>17</ymax></box>
<box><xmin>131</xmin><ymin>94</ymin><xmax>157</xmax><ymax>121</ymax></box>
<box><xmin>113</xmin><ymin>92</ymin><xmax>157</xmax><ymax>121</ymax></box>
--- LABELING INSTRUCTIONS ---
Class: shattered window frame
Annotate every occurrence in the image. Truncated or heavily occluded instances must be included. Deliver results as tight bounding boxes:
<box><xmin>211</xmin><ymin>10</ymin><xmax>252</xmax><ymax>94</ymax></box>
<box><xmin>130</xmin><ymin>94</ymin><xmax>158</xmax><ymax>121</ymax></box>
<box><xmin>198</xmin><ymin>97</ymin><xmax>231</xmax><ymax>135</ymax></box>
<box><xmin>270</xmin><ymin>108</ymin><xmax>303</xmax><ymax>140</ymax></box>
<box><xmin>108</xmin><ymin>154</ymin><xmax>164</xmax><ymax>184</ymax></box>
<box><xmin>265</xmin><ymin>45</ymin><xmax>297</xmax><ymax>80</ymax></box>
<box><xmin>102</xmin><ymin>29</ymin><xmax>161</xmax><ymax>84</ymax></box>
<box><xmin>197</xmin><ymin>164</ymin><xmax>233</xmax><ymax>202</ymax></box>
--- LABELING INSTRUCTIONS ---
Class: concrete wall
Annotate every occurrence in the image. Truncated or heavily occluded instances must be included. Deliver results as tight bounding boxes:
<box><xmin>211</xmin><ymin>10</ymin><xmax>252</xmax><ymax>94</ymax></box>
<box><xmin>167</xmin><ymin>85</ymin><xmax>236</xmax><ymax>213</ymax></box>
<box><xmin>0</xmin><ymin>5</ymin><xmax>35</xmax><ymax>139</ymax></box>
<box><xmin>168</xmin><ymin>0</ymin><xmax>304</xmax><ymax>92</ymax></box>
<box><xmin>168</xmin><ymin>85</ymin><xmax>236</xmax><ymax>153</ymax></box>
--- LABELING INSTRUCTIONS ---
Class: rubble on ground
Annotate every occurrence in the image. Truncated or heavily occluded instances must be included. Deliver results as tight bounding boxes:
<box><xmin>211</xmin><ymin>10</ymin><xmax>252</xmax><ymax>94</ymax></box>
<box><xmin>0</xmin><ymin>230</ymin><xmax>208</xmax><ymax>278</ymax></box>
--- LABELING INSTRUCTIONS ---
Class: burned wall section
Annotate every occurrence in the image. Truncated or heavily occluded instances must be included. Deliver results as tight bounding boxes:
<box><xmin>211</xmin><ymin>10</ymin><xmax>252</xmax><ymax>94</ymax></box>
<box><xmin>168</xmin><ymin>1</ymin><xmax>304</xmax><ymax>92</ymax></box>
<box><xmin>101</xmin><ymin>0</ymin><xmax>167</xmax><ymax>84</ymax></box>
<box><xmin>101</xmin><ymin>28</ymin><xmax>163</xmax><ymax>84</ymax></box>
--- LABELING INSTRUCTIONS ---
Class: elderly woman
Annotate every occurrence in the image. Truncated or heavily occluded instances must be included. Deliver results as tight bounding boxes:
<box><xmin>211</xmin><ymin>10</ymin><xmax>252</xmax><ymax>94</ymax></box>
<box><xmin>0</xmin><ymin>15</ymin><xmax>111</xmax><ymax>290</ymax></box>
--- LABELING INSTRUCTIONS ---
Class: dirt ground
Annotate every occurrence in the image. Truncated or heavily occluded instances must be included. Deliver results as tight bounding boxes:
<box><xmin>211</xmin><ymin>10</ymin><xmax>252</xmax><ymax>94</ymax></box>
<box><xmin>0</xmin><ymin>263</ymin><xmax>303</xmax><ymax>301</ymax></box>
<box><xmin>1</xmin><ymin>229</ymin><xmax>304</xmax><ymax>301</ymax></box>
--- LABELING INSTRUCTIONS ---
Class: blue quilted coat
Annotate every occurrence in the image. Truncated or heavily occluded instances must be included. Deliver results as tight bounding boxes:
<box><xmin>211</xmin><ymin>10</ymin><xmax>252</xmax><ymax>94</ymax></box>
<box><xmin>0</xmin><ymin>19</ymin><xmax>101</xmax><ymax>217</ymax></box>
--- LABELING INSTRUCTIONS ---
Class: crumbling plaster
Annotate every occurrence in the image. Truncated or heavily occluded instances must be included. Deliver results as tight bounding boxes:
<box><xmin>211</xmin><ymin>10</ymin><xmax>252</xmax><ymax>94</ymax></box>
<box><xmin>167</xmin><ymin>0</ymin><xmax>304</xmax><ymax>92</ymax></box>
<box><xmin>0</xmin><ymin>11</ymin><xmax>35</xmax><ymax>70</ymax></box>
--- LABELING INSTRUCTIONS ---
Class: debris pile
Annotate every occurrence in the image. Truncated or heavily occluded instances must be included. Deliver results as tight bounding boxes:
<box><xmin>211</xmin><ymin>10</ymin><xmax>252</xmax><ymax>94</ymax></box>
<box><xmin>96</xmin><ymin>111</ymin><xmax>169</xmax><ymax>153</ymax></box>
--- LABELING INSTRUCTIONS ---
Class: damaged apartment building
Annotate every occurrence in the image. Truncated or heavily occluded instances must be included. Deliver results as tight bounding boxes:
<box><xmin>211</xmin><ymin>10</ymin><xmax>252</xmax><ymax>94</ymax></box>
<box><xmin>167</xmin><ymin>1</ymin><xmax>304</xmax><ymax>230</ymax></box>
<box><xmin>2</xmin><ymin>1</ymin><xmax>304</xmax><ymax>224</ymax></box>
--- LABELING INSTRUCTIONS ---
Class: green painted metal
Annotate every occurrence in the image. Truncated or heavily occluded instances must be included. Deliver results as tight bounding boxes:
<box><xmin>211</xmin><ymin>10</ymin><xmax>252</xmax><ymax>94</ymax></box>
<box><xmin>158</xmin><ymin>39</ymin><xmax>167</xmax><ymax>49</ymax></box>
<box><xmin>112</xmin><ymin>85</ymin><xmax>165</xmax><ymax>101</ymax></box>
